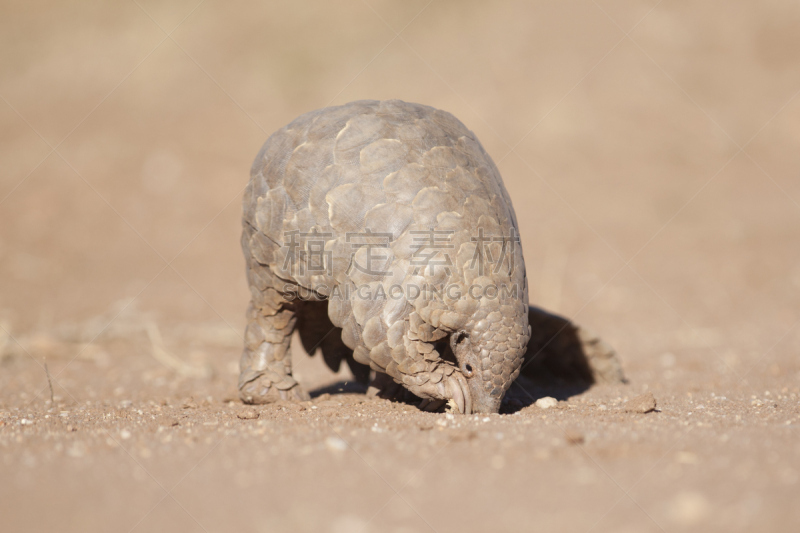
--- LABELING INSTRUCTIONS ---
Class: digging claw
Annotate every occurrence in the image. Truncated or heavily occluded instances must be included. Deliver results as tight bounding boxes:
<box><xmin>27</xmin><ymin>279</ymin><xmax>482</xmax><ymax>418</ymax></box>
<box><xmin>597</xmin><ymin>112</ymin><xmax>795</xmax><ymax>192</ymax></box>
<box><xmin>402</xmin><ymin>365</ymin><xmax>474</xmax><ymax>414</ymax></box>
<box><xmin>444</xmin><ymin>372</ymin><xmax>472</xmax><ymax>414</ymax></box>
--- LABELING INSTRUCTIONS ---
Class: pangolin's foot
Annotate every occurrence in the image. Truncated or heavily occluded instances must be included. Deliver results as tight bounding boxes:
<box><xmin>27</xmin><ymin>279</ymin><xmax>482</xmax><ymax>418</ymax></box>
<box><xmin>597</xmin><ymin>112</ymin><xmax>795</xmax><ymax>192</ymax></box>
<box><xmin>404</xmin><ymin>365</ymin><xmax>473</xmax><ymax>415</ymax></box>
<box><xmin>239</xmin><ymin>372</ymin><xmax>310</xmax><ymax>404</ymax></box>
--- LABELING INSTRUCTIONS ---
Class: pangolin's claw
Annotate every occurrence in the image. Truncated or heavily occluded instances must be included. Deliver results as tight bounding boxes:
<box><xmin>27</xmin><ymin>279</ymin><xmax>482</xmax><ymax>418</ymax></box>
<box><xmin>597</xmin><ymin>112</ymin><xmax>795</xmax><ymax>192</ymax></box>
<box><xmin>406</xmin><ymin>365</ymin><xmax>473</xmax><ymax>414</ymax></box>
<box><xmin>446</xmin><ymin>376</ymin><xmax>465</xmax><ymax>414</ymax></box>
<box><xmin>444</xmin><ymin>372</ymin><xmax>472</xmax><ymax>414</ymax></box>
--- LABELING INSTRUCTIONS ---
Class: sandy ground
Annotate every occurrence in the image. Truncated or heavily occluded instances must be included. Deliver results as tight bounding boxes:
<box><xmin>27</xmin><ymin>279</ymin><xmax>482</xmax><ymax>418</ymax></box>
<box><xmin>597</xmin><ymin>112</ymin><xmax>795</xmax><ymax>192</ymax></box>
<box><xmin>2</xmin><ymin>1</ymin><xmax>800</xmax><ymax>532</ymax></box>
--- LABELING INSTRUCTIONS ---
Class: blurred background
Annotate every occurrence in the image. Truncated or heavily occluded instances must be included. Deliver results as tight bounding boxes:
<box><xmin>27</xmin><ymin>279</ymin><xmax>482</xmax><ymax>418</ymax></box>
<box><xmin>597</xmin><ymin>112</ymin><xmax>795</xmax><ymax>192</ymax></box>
<box><xmin>1</xmin><ymin>1</ymin><xmax>799</xmax><ymax>532</ymax></box>
<box><xmin>2</xmin><ymin>0</ymin><xmax>799</xmax><ymax>361</ymax></box>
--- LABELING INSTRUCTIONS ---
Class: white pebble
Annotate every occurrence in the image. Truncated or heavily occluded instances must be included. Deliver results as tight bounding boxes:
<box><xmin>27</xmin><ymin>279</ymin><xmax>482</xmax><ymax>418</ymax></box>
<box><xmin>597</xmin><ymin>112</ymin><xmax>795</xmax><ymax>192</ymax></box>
<box><xmin>535</xmin><ymin>397</ymin><xmax>558</xmax><ymax>409</ymax></box>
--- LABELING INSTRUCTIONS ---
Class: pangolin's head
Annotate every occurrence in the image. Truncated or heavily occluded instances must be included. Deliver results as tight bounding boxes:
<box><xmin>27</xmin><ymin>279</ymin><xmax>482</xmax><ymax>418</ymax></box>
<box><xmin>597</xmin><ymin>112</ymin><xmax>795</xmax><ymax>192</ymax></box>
<box><xmin>449</xmin><ymin>297</ymin><xmax>530</xmax><ymax>414</ymax></box>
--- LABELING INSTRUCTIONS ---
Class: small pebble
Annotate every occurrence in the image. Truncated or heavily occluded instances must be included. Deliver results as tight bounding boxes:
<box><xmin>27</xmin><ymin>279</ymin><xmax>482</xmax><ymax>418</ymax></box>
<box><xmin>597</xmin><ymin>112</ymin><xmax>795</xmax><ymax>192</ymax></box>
<box><xmin>623</xmin><ymin>392</ymin><xmax>657</xmax><ymax>413</ymax></box>
<box><xmin>237</xmin><ymin>409</ymin><xmax>259</xmax><ymax>420</ymax></box>
<box><xmin>535</xmin><ymin>397</ymin><xmax>558</xmax><ymax>409</ymax></box>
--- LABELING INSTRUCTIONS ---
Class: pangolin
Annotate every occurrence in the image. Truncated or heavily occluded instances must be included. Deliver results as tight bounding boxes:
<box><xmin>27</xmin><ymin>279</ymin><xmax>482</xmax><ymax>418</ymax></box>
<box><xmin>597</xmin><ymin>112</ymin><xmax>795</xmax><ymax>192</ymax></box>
<box><xmin>239</xmin><ymin>99</ymin><xmax>622</xmax><ymax>414</ymax></box>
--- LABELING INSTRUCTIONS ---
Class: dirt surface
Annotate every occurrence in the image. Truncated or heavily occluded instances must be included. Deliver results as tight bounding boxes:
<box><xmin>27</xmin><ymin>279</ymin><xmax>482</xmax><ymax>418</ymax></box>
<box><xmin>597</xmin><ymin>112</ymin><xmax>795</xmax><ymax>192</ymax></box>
<box><xmin>2</xmin><ymin>1</ymin><xmax>800</xmax><ymax>532</ymax></box>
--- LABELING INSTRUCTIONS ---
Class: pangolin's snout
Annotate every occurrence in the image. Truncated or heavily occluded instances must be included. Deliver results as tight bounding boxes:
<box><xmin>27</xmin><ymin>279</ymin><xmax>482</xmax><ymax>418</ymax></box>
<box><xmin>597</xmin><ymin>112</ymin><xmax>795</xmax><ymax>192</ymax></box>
<box><xmin>466</xmin><ymin>379</ymin><xmax>503</xmax><ymax>414</ymax></box>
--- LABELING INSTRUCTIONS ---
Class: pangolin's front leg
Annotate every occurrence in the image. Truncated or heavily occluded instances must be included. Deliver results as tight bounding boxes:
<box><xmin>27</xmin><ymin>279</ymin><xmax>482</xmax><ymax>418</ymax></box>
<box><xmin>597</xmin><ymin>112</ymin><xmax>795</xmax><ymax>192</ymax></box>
<box><xmin>238</xmin><ymin>302</ymin><xmax>309</xmax><ymax>404</ymax></box>
<box><xmin>363</xmin><ymin>317</ymin><xmax>472</xmax><ymax>413</ymax></box>
<box><xmin>387</xmin><ymin>344</ymin><xmax>472</xmax><ymax>414</ymax></box>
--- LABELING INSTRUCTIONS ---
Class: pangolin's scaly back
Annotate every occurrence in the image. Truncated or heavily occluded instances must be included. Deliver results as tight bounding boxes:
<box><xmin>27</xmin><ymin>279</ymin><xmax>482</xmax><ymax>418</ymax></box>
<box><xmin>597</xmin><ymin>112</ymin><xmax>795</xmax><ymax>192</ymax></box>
<box><xmin>244</xmin><ymin>99</ymin><xmax>529</xmax><ymax>404</ymax></box>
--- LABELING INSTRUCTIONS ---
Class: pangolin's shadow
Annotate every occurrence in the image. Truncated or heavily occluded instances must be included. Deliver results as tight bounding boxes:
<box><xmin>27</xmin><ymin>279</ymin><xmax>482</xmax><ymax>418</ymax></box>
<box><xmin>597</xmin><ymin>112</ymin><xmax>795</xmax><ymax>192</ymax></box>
<box><xmin>303</xmin><ymin>302</ymin><xmax>625</xmax><ymax>412</ymax></box>
<box><xmin>309</xmin><ymin>380</ymin><xmax>369</xmax><ymax>398</ymax></box>
<box><xmin>500</xmin><ymin>306</ymin><xmax>627</xmax><ymax>413</ymax></box>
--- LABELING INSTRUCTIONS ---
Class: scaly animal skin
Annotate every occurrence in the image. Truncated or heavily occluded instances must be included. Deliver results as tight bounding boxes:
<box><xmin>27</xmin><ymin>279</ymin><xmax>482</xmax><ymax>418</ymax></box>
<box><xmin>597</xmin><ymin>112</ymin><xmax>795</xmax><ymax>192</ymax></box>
<box><xmin>240</xmin><ymin>99</ymin><xmax>531</xmax><ymax>414</ymax></box>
